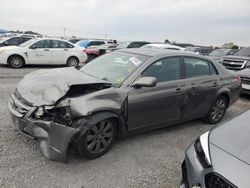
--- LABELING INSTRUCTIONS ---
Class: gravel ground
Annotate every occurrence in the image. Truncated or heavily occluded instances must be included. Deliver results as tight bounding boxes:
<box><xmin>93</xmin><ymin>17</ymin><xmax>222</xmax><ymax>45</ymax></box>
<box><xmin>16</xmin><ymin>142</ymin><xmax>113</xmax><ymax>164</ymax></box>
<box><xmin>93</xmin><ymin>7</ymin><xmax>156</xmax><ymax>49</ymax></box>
<box><xmin>0</xmin><ymin>64</ymin><xmax>250</xmax><ymax>188</ymax></box>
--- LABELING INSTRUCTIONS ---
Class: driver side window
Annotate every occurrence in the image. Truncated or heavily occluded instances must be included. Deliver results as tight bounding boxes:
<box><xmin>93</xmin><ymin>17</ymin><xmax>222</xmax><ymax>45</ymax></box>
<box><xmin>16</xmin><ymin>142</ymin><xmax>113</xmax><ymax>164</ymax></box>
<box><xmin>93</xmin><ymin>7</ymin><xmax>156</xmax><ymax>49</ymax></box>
<box><xmin>141</xmin><ymin>57</ymin><xmax>181</xmax><ymax>83</ymax></box>
<box><xmin>31</xmin><ymin>40</ymin><xmax>51</xmax><ymax>49</ymax></box>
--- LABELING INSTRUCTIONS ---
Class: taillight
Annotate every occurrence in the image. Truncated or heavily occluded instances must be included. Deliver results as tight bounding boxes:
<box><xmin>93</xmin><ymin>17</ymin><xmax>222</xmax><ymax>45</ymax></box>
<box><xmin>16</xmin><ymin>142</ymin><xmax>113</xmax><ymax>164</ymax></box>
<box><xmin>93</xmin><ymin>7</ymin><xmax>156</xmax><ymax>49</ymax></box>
<box><xmin>82</xmin><ymin>49</ymin><xmax>86</xmax><ymax>53</ymax></box>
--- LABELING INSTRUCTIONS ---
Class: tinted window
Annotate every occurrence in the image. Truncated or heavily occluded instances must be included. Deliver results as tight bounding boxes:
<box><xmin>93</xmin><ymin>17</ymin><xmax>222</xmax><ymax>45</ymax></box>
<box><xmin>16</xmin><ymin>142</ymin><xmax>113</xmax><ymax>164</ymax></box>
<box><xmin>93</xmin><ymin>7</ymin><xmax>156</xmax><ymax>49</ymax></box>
<box><xmin>6</xmin><ymin>37</ymin><xmax>23</xmax><ymax>45</ymax></box>
<box><xmin>142</xmin><ymin>57</ymin><xmax>181</xmax><ymax>82</ymax></box>
<box><xmin>31</xmin><ymin>40</ymin><xmax>51</xmax><ymax>48</ymax></box>
<box><xmin>22</xmin><ymin>37</ymin><xmax>32</xmax><ymax>43</ymax></box>
<box><xmin>128</xmin><ymin>42</ymin><xmax>148</xmax><ymax>48</ymax></box>
<box><xmin>88</xmin><ymin>41</ymin><xmax>105</xmax><ymax>47</ymax></box>
<box><xmin>52</xmin><ymin>40</ymin><xmax>74</xmax><ymax>48</ymax></box>
<box><xmin>184</xmin><ymin>57</ymin><xmax>215</xmax><ymax>78</ymax></box>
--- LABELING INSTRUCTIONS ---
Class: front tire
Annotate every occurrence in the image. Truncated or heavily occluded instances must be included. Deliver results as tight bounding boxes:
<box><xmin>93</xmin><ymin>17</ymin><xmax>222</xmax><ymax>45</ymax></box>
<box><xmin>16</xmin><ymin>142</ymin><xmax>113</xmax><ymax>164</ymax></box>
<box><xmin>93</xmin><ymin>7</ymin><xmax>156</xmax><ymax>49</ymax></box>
<box><xmin>77</xmin><ymin>118</ymin><xmax>117</xmax><ymax>159</ymax></box>
<box><xmin>8</xmin><ymin>55</ymin><xmax>24</xmax><ymax>68</ymax></box>
<box><xmin>205</xmin><ymin>96</ymin><xmax>228</xmax><ymax>124</ymax></box>
<box><xmin>66</xmin><ymin>57</ymin><xmax>79</xmax><ymax>67</ymax></box>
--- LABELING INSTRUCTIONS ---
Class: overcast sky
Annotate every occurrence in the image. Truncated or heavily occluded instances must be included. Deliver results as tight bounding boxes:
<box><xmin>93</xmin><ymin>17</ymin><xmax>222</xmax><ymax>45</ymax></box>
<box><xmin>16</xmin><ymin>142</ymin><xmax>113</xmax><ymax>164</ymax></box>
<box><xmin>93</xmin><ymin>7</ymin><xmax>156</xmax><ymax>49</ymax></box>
<box><xmin>0</xmin><ymin>0</ymin><xmax>249</xmax><ymax>46</ymax></box>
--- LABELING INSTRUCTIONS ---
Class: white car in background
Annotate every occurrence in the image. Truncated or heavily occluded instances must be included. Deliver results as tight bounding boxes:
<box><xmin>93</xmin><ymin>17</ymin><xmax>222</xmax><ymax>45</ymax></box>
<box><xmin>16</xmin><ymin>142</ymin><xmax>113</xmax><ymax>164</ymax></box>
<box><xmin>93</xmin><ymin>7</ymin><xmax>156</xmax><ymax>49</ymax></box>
<box><xmin>141</xmin><ymin>43</ymin><xmax>185</xmax><ymax>51</ymax></box>
<box><xmin>0</xmin><ymin>38</ymin><xmax>87</xmax><ymax>68</ymax></box>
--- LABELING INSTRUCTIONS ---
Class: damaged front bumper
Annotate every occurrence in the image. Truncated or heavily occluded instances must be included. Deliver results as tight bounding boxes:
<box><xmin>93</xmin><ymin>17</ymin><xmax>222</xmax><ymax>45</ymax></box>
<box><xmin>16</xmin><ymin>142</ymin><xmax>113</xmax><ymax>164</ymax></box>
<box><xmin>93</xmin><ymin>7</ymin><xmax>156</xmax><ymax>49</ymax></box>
<box><xmin>8</xmin><ymin>93</ymin><xmax>79</xmax><ymax>162</ymax></box>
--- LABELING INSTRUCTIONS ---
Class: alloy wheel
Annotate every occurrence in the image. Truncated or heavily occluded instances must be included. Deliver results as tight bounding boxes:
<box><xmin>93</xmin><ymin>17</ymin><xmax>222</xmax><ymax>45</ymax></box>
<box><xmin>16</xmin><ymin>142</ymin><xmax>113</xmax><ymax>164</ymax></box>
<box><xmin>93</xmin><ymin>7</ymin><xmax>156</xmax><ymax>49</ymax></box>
<box><xmin>210</xmin><ymin>98</ymin><xmax>226</xmax><ymax>122</ymax></box>
<box><xmin>85</xmin><ymin>120</ymin><xmax>114</xmax><ymax>154</ymax></box>
<box><xmin>10</xmin><ymin>57</ymin><xmax>23</xmax><ymax>68</ymax></box>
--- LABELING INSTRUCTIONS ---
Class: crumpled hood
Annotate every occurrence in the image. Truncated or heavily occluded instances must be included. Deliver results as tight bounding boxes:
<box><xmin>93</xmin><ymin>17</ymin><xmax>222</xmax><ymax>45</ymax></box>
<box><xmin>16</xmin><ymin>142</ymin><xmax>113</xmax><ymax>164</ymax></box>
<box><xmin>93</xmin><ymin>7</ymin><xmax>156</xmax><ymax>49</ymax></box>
<box><xmin>17</xmin><ymin>67</ymin><xmax>109</xmax><ymax>106</ymax></box>
<box><xmin>209</xmin><ymin>110</ymin><xmax>250</xmax><ymax>165</ymax></box>
<box><xmin>237</xmin><ymin>68</ymin><xmax>250</xmax><ymax>78</ymax></box>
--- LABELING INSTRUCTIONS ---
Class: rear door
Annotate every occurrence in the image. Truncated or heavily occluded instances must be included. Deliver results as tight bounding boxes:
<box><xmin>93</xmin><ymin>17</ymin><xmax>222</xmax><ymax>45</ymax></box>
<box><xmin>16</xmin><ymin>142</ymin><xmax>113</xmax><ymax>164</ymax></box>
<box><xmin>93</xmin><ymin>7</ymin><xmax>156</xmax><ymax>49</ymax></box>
<box><xmin>127</xmin><ymin>56</ymin><xmax>185</xmax><ymax>130</ymax></box>
<box><xmin>50</xmin><ymin>40</ymin><xmax>74</xmax><ymax>64</ymax></box>
<box><xmin>181</xmin><ymin>56</ymin><xmax>221</xmax><ymax>119</ymax></box>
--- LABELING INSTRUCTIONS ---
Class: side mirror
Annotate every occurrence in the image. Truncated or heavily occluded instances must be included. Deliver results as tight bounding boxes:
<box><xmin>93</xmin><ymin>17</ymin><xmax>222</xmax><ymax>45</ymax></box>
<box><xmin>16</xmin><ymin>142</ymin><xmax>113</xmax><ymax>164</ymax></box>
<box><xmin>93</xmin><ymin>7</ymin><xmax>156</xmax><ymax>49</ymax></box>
<box><xmin>131</xmin><ymin>77</ymin><xmax>157</xmax><ymax>88</ymax></box>
<box><xmin>30</xmin><ymin>45</ymin><xmax>37</xmax><ymax>49</ymax></box>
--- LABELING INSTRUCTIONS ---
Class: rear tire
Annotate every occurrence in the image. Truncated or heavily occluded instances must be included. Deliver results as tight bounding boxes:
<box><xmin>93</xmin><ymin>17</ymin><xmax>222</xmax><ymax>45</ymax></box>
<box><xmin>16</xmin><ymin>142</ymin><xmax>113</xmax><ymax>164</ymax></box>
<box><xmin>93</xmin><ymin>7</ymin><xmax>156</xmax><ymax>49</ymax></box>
<box><xmin>77</xmin><ymin>118</ymin><xmax>117</xmax><ymax>159</ymax></box>
<box><xmin>66</xmin><ymin>57</ymin><xmax>79</xmax><ymax>67</ymax></box>
<box><xmin>8</xmin><ymin>55</ymin><xmax>24</xmax><ymax>68</ymax></box>
<box><xmin>205</xmin><ymin>96</ymin><xmax>228</xmax><ymax>124</ymax></box>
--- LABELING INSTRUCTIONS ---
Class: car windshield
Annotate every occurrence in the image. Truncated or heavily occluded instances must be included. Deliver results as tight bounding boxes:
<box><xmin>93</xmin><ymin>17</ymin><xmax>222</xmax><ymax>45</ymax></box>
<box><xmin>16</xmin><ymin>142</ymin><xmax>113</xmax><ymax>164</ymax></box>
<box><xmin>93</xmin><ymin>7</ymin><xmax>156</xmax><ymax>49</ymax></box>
<box><xmin>234</xmin><ymin>47</ymin><xmax>250</xmax><ymax>57</ymax></box>
<box><xmin>19</xmin><ymin>38</ymin><xmax>37</xmax><ymax>47</ymax></box>
<box><xmin>80</xmin><ymin>52</ymin><xmax>151</xmax><ymax>86</ymax></box>
<box><xmin>209</xmin><ymin>49</ymin><xmax>230</xmax><ymax>56</ymax></box>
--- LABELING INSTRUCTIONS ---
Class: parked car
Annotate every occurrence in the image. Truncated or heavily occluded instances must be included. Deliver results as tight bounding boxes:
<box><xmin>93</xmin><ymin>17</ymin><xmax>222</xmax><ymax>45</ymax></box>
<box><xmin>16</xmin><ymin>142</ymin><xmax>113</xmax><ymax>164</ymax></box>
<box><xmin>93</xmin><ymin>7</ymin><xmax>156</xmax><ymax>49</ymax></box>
<box><xmin>185</xmin><ymin>46</ymin><xmax>214</xmax><ymax>55</ymax></box>
<box><xmin>0</xmin><ymin>33</ymin><xmax>18</xmax><ymax>39</ymax></box>
<box><xmin>0</xmin><ymin>36</ymin><xmax>33</xmax><ymax>47</ymax></box>
<box><xmin>208</xmin><ymin>48</ymin><xmax>238</xmax><ymax>63</ymax></box>
<box><xmin>237</xmin><ymin>68</ymin><xmax>250</xmax><ymax>95</ymax></box>
<box><xmin>68</xmin><ymin>38</ymin><xmax>84</xmax><ymax>44</ymax></box>
<box><xmin>8</xmin><ymin>49</ymin><xmax>241</xmax><ymax>161</ymax></box>
<box><xmin>0</xmin><ymin>38</ymin><xmax>87</xmax><ymax>68</ymax></box>
<box><xmin>222</xmin><ymin>47</ymin><xmax>250</xmax><ymax>70</ymax></box>
<box><xmin>118</xmin><ymin>41</ymin><xmax>150</xmax><ymax>49</ymax></box>
<box><xmin>76</xmin><ymin>39</ymin><xmax>115</xmax><ymax>49</ymax></box>
<box><xmin>181</xmin><ymin>110</ymin><xmax>250</xmax><ymax>188</ymax></box>
<box><xmin>141</xmin><ymin>43</ymin><xmax>185</xmax><ymax>50</ymax></box>
<box><xmin>85</xmin><ymin>43</ymin><xmax>119</xmax><ymax>62</ymax></box>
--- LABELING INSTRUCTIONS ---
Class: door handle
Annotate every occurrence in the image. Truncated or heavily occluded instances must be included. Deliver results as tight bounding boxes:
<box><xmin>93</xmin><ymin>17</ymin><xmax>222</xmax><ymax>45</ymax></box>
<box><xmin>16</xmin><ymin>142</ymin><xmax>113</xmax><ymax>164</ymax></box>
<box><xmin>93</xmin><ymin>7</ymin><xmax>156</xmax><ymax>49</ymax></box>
<box><xmin>64</xmin><ymin>49</ymin><xmax>68</xmax><ymax>51</ymax></box>
<box><xmin>44</xmin><ymin>49</ymin><xmax>49</xmax><ymax>51</ymax></box>
<box><xmin>175</xmin><ymin>87</ymin><xmax>182</xmax><ymax>93</ymax></box>
<box><xmin>213</xmin><ymin>82</ymin><xmax>219</xmax><ymax>87</ymax></box>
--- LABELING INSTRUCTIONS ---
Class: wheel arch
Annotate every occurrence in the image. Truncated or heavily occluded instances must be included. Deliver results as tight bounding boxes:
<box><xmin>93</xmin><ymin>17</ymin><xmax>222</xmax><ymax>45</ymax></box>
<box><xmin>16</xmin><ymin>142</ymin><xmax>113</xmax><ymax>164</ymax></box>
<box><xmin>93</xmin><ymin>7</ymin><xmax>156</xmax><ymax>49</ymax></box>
<box><xmin>71</xmin><ymin>110</ymin><xmax>125</xmax><ymax>144</ymax></box>
<box><xmin>7</xmin><ymin>54</ymin><xmax>26</xmax><ymax>64</ymax></box>
<box><xmin>67</xmin><ymin>55</ymin><xmax>79</xmax><ymax>63</ymax></box>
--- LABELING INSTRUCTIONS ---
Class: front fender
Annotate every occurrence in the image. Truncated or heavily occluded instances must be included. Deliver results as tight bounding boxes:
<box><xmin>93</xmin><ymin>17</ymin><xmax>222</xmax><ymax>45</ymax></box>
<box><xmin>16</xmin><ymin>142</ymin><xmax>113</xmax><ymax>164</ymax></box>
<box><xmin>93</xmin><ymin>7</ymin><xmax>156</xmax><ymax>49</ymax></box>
<box><xmin>71</xmin><ymin>111</ymin><xmax>126</xmax><ymax>143</ymax></box>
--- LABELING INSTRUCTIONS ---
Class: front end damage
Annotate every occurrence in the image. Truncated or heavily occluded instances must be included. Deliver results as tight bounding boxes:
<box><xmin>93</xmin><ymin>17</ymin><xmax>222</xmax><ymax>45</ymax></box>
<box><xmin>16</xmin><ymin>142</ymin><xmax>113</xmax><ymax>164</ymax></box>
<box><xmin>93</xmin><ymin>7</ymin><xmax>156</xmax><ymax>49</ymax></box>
<box><xmin>8</xmin><ymin>68</ymin><xmax>128</xmax><ymax>162</ymax></box>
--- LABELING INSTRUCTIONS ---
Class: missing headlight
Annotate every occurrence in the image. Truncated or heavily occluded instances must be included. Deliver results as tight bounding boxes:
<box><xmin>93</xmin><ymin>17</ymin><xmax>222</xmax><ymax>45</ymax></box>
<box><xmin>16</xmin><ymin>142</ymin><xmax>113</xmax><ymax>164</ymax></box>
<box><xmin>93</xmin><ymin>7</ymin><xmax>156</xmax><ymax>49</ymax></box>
<box><xmin>34</xmin><ymin>106</ymin><xmax>72</xmax><ymax>126</ymax></box>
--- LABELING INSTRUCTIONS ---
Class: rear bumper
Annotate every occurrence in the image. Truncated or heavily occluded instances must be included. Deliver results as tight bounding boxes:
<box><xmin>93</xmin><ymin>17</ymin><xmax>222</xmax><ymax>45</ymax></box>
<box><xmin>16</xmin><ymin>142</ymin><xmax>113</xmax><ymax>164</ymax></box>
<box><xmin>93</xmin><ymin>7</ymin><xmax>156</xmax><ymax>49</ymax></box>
<box><xmin>9</xmin><ymin>103</ymin><xmax>79</xmax><ymax>162</ymax></box>
<box><xmin>78</xmin><ymin>53</ymin><xmax>88</xmax><ymax>63</ymax></box>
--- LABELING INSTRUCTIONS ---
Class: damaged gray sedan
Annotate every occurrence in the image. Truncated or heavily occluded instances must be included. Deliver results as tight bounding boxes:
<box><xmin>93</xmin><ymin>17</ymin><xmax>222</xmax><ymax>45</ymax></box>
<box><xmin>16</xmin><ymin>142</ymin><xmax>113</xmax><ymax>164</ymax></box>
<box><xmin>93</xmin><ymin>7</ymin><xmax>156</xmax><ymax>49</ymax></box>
<box><xmin>8</xmin><ymin>49</ymin><xmax>241</xmax><ymax>162</ymax></box>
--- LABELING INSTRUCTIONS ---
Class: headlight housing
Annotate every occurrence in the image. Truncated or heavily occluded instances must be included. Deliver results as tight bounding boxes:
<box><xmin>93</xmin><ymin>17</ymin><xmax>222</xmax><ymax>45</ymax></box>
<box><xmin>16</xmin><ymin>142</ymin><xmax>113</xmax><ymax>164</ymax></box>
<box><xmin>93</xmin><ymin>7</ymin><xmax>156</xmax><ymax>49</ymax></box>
<box><xmin>194</xmin><ymin>131</ymin><xmax>212</xmax><ymax>168</ymax></box>
<box><xmin>34</xmin><ymin>105</ymin><xmax>72</xmax><ymax>126</ymax></box>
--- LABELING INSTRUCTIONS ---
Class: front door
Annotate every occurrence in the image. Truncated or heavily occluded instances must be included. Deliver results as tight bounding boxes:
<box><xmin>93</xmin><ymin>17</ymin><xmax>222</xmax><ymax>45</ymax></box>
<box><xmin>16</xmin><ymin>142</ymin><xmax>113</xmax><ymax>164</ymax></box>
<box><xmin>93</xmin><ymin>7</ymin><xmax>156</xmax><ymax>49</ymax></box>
<box><xmin>127</xmin><ymin>56</ymin><xmax>185</xmax><ymax>130</ymax></box>
<box><xmin>27</xmin><ymin>40</ymin><xmax>51</xmax><ymax>64</ymax></box>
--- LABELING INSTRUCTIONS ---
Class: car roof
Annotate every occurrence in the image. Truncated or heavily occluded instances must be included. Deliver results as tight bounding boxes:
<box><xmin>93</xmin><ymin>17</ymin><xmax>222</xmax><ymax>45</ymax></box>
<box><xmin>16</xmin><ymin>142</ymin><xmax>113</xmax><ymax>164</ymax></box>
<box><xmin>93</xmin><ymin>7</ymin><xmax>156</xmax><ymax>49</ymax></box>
<box><xmin>117</xmin><ymin>48</ymin><xmax>199</xmax><ymax>57</ymax></box>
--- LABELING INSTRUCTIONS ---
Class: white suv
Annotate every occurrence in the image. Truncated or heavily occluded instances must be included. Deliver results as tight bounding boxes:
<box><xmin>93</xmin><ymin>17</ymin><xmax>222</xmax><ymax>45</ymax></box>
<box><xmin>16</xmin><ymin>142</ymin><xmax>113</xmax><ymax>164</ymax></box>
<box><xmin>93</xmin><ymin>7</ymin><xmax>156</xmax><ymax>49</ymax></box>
<box><xmin>0</xmin><ymin>38</ymin><xmax>87</xmax><ymax>68</ymax></box>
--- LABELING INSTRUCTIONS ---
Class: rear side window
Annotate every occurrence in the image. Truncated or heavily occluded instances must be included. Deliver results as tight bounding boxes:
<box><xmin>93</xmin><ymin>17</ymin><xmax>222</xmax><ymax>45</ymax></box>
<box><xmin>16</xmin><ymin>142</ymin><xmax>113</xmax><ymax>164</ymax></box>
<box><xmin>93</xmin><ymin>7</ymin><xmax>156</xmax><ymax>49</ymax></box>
<box><xmin>22</xmin><ymin>37</ymin><xmax>32</xmax><ymax>43</ymax></box>
<box><xmin>52</xmin><ymin>40</ymin><xmax>74</xmax><ymax>48</ymax></box>
<box><xmin>184</xmin><ymin>57</ymin><xmax>216</xmax><ymax>78</ymax></box>
<box><xmin>142</xmin><ymin>57</ymin><xmax>181</xmax><ymax>82</ymax></box>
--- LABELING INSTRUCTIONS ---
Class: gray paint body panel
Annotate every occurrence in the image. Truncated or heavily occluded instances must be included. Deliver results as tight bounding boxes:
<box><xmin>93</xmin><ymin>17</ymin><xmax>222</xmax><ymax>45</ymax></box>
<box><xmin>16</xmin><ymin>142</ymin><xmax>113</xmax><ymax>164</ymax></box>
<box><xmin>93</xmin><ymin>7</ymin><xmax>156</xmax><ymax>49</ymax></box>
<box><xmin>9</xmin><ymin>49</ymin><xmax>241</xmax><ymax>162</ymax></box>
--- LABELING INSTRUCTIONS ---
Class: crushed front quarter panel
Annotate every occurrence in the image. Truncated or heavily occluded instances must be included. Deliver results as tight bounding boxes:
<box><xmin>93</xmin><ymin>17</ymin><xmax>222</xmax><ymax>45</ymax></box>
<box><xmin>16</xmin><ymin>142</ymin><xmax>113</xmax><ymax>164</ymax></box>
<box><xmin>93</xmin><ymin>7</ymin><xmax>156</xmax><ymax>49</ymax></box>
<box><xmin>16</xmin><ymin>67</ymin><xmax>110</xmax><ymax>106</ymax></box>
